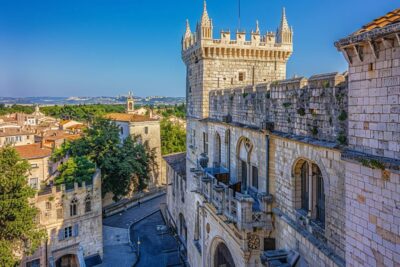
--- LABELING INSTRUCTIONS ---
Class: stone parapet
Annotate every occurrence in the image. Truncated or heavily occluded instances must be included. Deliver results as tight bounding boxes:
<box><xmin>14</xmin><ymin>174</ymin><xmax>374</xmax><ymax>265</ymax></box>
<box><xmin>209</xmin><ymin>72</ymin><xmax>348</xmax><ymax>143</ymax></box>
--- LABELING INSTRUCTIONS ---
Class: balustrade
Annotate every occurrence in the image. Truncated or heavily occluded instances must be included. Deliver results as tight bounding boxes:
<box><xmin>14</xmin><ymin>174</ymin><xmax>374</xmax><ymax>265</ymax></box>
<box><xmin>191</xmin><ymin>165</ymin><xmax>273</xmax><ymax>231</ymax></box>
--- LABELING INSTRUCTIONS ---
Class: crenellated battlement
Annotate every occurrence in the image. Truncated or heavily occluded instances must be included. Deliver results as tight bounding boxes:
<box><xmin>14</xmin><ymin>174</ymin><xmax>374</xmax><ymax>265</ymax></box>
<box><xmin>209</xmin><ymin>72</ymin><xmax>348</xmax><ymax>143</ymax></box>
<box><xmin>182</xmin><ymin>1</ymin><xmax>294</xmax><ymax>119</ymax></box>
<box><xmin>182</xmin><ymin>2</ymin><xmax>293</xmax><ymax>65</ymax></box>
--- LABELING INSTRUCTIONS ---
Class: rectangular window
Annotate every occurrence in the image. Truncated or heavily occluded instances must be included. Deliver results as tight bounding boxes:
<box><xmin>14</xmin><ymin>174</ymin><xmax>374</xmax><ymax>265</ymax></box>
<box><xmin>144</xmin><ymin>127</ymin><xmax>148</xmax><ymax>134</ymax></box>
<box><xmin>64</xmin><ymin>226</ymin><xmax>73</xmax><ymax>239</ymax></box>
<box><xmin>26</xmin><ymin>259</ymin><xmax>40</xmax><ymax>267</ymax></box>
<box><xmin>238</xmin><ymin>72</ymin><xmax>246</xmax><ymax>82</ymax></box>
<box><xmin>46</xmin><ymin>202</ymin><xmax>51</xmax><ymax>210</ymax></box>
<box><xmin>192</xmin><ymin>130</ymin><xmax>196</xmax><ymax>147</ymax></box>
<box><xmin>203</xmin><ymin>132</ymin><xmax>208</xmax><ymax>154</ymax></box>
<box><xmin>368</xmin><ymin>63</ymin><xmax>374</xmax><ymax>71</ymax></box>
<box><xmin>29</xmin><ymin>178</ymin><xmax>38</xmax><ymax>189</ymax></box>
<box><xmin>252</xmin><ymin>166</ymin><xmax>258</xmax><ymax>189</ymax></box>
<box><xmin>31</xmin><ymin>163</ymin><xmax>38</xmax><ymax>168</ymax></box>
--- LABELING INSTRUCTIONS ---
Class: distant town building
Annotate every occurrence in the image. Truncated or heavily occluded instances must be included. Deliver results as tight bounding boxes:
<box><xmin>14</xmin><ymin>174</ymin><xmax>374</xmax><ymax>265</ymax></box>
<box><xmin>15</xmin><ymin>143</ymin><xmax>53</xmax><ymax>190</ymax></box>
<box><xmin>59</xmin><ymin>120</ymin><xmax>85</xmax><ymax>133</ymax></box>
<box><xmin>0</xmin><ymin>128</ymin><xmax>35</xmax><ymax>147</ymax></box>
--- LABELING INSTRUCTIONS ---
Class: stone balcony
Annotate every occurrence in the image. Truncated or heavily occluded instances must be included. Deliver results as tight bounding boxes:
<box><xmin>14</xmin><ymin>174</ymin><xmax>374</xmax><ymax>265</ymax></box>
<box><xmin>191</xmin><ymin>165</ymin><xmax>273</xmax><ymax>231</ymax></box>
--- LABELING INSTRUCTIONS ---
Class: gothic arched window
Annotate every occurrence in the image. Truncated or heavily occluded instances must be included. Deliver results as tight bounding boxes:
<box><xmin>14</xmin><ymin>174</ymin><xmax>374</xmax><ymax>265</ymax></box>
<box><xmin>85</xmin><ymin>195</ymin><xmax>91</xmax><ymax>213</ymax></box>
<box><xmin>300</xmin><ymin>161</ymin><xmax>309</xmax><ymax>211</ymax></box>
<box><xmin>70</xmin><ymin>198</ymin><xmax>78</xmax><ymax>217</ymax></box>
<box><xmin>215</xmin><ymin>133</ymin><xmax>221</xmax><ymax>166</ymax></box>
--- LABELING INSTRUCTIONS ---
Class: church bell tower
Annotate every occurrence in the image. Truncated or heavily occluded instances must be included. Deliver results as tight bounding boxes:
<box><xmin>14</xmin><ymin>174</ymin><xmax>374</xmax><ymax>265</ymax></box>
<box><xmin>126</xmin><ymin>91</ymin><xmax>135</xmax><ymax>114</ymax></box>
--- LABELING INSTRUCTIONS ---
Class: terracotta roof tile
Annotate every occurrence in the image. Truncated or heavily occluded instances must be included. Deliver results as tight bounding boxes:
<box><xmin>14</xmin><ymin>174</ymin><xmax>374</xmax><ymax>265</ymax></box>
<box><xmin>105</xmin><ymin>113</ymin><xmax>158</xmax><ymax>122</ymax></box>
<box><xmin>335</xmin><ymin>8</ymin><xmax>400</xmax><ymax>47</ymax></box>
<box><xmin>0</xmin><ymin>128</ymin><xmax>33</xmax><ymax>137</ymax></box>
<box><xmin>15</xmin><ymin>143</ymin><xmax>52</xmax><ymax>160</ymax></box>
<box><xmin>355</xmin><ymin>8</ymin><xmax>400</xmax><ymax>35</ymax></box>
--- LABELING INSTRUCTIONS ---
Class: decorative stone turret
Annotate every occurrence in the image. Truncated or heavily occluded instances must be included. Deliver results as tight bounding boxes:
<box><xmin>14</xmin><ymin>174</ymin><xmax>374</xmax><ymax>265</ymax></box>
<box><xmin>276</xmin><ymin>8</ymin><xmax>293</xmax><ymax>44</ymax></box>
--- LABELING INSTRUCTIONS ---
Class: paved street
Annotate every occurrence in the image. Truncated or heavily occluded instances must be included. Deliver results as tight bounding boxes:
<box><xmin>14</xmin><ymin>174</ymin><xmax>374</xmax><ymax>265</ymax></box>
<box><xmin>130</xmin><ymin>211</ymin><xmax>183</xmax><ymax>267</ymax></box>
<box><xmin>103</xmin><ymin>193</ymin><xmax>166</xmax><ymax>228</ymax></box>
<box><xmin>98</xmin><ymin>194</ymin><xmax>167</xmax><ymax>267</ymax></box>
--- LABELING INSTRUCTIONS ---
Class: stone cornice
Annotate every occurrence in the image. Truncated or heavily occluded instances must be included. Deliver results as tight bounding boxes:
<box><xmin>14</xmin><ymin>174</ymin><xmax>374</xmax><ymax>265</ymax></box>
<box><xmin>334</xmin><ymin>22</ymin><xmax>400</xmax><ymax>48</ymax></box>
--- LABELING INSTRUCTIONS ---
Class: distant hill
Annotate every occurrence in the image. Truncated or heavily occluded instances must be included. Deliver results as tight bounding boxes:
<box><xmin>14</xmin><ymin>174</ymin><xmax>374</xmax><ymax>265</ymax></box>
<box><xmin>0</xmin><ymin>96</ymin><xmax>185</xmax><ymax>106</ymax></box>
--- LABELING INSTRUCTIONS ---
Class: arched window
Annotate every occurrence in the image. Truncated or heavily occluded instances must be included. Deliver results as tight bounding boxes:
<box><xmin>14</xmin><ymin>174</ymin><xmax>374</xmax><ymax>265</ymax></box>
<box><xmin>315</xmin><ymin>166</ymin><xmax>325</xmax><ymax>226</ymax></box>
<box><xmin>194</xmin><ymin>202</ymin><xmax>201</xmax><ymax>241</ymax></box>
<box><xmin>294</xmin><ymin>160</ymin><xmax>325</xmax><ymax>228</ymax></box>
<box><xmin>128</xmin><ymin>102</ymin><xmax>133</xmax><ymax>110</ymax></box>
<box><xmin>70</xmin><ymin>198</ymin><xmax>78</xmax><ymax>217</ymax></box>
<box><xmin>224</xmin><ymin>130</ymin><xmax>231</xmax><ymax>170</ymax></box>
<box><xmin>300</xmin><ymin>161</ymin><xmax>309</xmax><ymax>211</ymax></box>
<box><xmin>179</xmin><ymin>213</ymin><xmax>187</xmax><ymax>243</ymax></box>
<box><xmin>215</xmin><ymin>133</ymin><xmax>221</xmax><ymax>166</ymax></box>
<box><xmin>85</xmin><ymin>195</ymin><xmax>91</xmax><ymax>213</ymax></box>
<box><xmin>237</xmin><ymin>137</ymin><xmax>253</xmax><ymax>192</ymax></box>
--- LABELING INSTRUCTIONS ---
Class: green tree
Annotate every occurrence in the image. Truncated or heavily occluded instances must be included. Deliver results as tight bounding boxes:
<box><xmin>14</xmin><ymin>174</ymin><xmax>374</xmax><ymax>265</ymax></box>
<box><xmin>55</xmin><ymin>117</ymin><xmax>152</xmax><ymax>201</ymax></box>
<box><xmin>0</xmin><ymin>147</ymin><xmax>46</xmax><ymax>266</ymax></box>
<box><xmin>54</xmin><ymin>156</ymin><xmax>95</xmax><ymax>185</ymax></box>
<box><xmin>160</xmin><ymin>118</ymin><xmax>186</xmax><ymax>155</ymax></box>
<box><xmin>102</xmin><ymin>137</ymin><xmax>151</xmax><ymax>200</ymax></box>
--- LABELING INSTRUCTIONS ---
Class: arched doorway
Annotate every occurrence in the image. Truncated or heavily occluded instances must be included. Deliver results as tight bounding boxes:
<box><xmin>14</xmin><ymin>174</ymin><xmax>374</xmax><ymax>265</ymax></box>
<box><xmin>56</xmin><ymin>254</ymin><xmax>78</xmax><ymax>267</ymax></box>
<box><xmin>213</xmin><ymin>242</ymin><xmax>235</xmax><ymax>267</ymax></box>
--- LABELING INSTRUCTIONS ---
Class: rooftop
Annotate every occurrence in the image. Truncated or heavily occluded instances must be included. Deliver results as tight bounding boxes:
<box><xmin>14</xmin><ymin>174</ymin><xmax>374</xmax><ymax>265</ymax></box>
<box><xmin>105</xmin><ymin>113</ymin><xmax>158</xmax><ymax>123</ymax></box>
<box><xmin>355</xmin><ymin>8</ymin><xmax>400</xmax><ymax>35</ymax></box>
<box><xmin>15</xmin><ymin>143</ymin><xmax>52</xmax><ymax>160</ymax></box>
<box><xmin>163</xmin><ymin>152</ymin><xmax>186</xmax><ymax>177</ymax></box>
<box><xmin>0</xmin><ymin>128</ymin><xmax>33</xmax><ymax>137</ymax></box>
<box><xmin>42</xmin><ymin>130</ymin><xmax>81</xmax><ymax>141</ymax></box>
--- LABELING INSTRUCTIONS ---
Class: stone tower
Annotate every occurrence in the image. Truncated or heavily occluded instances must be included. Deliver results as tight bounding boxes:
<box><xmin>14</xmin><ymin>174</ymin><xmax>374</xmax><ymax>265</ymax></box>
<box><xmin>182</xmin><ymin>2</ymin><xmax>293</xmax><ymax>119</ymax></box>
<box><xmin>126</xmin><ymin>91</ymin><xmax>135</xmax><ymax>114</ymax></box>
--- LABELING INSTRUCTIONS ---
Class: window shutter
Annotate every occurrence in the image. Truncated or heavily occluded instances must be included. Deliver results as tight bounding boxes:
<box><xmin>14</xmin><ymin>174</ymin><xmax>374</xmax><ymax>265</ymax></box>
<box><xmin>73</xmin><ymin>224</ymin><xmax>79</xmax><ymax>237</ymax></box>
<box><xmin>58</xmin><ymin>229</ymin><xmax>64</xmax><ymax>241</ymax></box>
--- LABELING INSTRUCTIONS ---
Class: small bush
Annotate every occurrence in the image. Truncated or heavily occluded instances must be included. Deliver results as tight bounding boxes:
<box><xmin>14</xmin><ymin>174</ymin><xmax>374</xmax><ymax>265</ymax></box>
<box><xmin>283</xmin><ymin>102</ymin><xmax>292</xmax><ymax>108</ymax></box>
<box><xmin>338</xmin><ymin>110</ymin><xmax>347</xmax><ymax>121</ymax></box>
<box><xmin>297</xmin><ymin>108</ymin><xmax>305</xmax><ymax>116</ymax></box>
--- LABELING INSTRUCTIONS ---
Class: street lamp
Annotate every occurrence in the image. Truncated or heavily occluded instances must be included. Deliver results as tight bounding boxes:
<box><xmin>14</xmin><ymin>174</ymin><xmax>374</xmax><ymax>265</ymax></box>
<box><xmin>137</xmin><ymin>236</ymin><xmax>141</xmax><ymax>257</ymax></box>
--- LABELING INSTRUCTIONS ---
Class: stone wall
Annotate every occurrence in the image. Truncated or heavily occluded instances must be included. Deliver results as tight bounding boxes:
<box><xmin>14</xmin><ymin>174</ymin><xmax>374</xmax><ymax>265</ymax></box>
<box><xmin>271</xmin><ymin>135</ymin><xmax>346</xmax><ymax>263</ymax></box>
<box><xmin>344</xmin><ymin>161</ymin><xmax>400</xmax><ymax>266</ymax></box>
<box><xmin>275</xmin><ymin>214</ymin><xmax>344</xmax><ymax>267</ymax></box>
<box><xmin>345</xmin><ymin>31</ymin><xmax>400</xmax><ymax>158</ymax></box>
<box><xmin>209</xmin><ymin>72</ymin><xmax>348</xmax><ymax>143</ymax></box>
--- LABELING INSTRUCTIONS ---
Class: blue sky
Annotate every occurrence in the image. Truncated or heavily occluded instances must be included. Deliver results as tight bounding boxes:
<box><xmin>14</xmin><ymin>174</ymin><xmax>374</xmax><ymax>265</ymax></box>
<box><xmin>0</xmin><ymin>0</ymin><xmax>397</xmax><ymax>97</ymax></box>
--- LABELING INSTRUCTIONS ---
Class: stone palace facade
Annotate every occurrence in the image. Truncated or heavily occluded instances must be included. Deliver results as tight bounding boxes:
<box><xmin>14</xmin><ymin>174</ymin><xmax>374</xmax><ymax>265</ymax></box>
<box><xmin>165</xmin><ymin>3</ymin><xmax>400</xmax><ymax>267</ymax></box>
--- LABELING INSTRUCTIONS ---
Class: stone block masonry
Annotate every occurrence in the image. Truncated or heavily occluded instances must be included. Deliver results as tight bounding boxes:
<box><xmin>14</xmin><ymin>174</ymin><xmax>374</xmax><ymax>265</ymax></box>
<box><xmin>209</xmin><ymin>72</ymin><xmax>347</xmax><ymax>144</ymax></box>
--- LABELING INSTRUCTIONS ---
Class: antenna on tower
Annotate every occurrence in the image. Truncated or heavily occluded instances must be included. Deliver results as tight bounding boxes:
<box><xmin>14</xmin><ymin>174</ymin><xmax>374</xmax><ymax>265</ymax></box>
<box><xmin>238</xmin><ymin>0</ymin><xmax>241</xmax><ymax>31</ymax></box>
